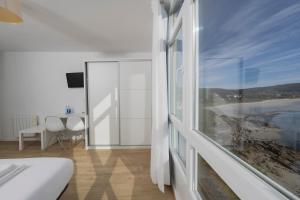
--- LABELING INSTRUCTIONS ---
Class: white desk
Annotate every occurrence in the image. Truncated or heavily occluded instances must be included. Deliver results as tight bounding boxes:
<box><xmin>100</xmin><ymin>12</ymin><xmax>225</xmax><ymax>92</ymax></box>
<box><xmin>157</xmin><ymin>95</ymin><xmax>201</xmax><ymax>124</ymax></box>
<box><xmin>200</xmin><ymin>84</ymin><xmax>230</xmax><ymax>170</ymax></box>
<box><xmin>55</xmin><ymin>113</ymin><xmax>86</xmax><ymax>130</ymax></box>
<box><xmin>19</xmin><ymin>113</ymin><xmax>87</xmax><ymax>151</ymax></box>
<box><xmin>55</xmin><ymin>113</ymin><xmax>86</xmax><ymax>119</ymax></box>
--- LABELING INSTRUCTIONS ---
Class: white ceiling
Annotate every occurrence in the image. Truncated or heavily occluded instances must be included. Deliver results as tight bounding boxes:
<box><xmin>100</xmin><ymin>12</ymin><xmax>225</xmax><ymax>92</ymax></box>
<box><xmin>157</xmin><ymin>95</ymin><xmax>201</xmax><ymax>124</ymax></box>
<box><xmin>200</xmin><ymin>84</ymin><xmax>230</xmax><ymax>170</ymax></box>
<box><xmin>0</xmin><ymin>0</ymin><xmax>153</xmax><ymax>52</ymax></box>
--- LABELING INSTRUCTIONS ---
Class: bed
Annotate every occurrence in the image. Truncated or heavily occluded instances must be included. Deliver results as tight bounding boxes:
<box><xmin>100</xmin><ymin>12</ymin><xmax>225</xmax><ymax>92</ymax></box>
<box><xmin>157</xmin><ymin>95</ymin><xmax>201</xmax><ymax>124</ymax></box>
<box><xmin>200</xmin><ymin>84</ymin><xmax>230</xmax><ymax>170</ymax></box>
<box><xmin>0</xmin><ymin>157</ymin><xmax>74</xmax><ymax>200</ymax></box>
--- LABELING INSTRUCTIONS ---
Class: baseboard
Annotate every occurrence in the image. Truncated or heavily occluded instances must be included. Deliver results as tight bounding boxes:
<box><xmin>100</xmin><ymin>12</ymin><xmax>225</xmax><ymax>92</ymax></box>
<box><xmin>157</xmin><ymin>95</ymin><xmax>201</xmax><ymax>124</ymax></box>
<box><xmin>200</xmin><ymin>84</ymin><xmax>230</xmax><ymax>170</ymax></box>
<box><xmin>0</xmin><ymin>139</ymin><xmax>151</xmax><ymax>150</ymax></box>
<box><xmin>0</xmin><ymin>138</ymin><xmax>18</xmax><ymax>141</ymax></box>
<box><xmin>86</xmin><ymin>145</ymin><xmax>151</xmax><ymax>150</ymax></box>
<box><xmin>0</xmin><ymin>138</ymin><xmax>39</xmax><ymax>142</ymax></box>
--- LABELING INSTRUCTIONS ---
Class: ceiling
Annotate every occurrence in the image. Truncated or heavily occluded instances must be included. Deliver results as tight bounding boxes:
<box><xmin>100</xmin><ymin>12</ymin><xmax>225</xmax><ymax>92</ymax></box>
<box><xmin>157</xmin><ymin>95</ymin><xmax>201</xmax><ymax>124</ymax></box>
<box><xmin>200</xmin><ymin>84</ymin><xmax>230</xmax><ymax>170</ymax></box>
<box><xmin>0</xmin><ymin>0</ymin><xmax>153</xmax><ymax>53</ymax></box>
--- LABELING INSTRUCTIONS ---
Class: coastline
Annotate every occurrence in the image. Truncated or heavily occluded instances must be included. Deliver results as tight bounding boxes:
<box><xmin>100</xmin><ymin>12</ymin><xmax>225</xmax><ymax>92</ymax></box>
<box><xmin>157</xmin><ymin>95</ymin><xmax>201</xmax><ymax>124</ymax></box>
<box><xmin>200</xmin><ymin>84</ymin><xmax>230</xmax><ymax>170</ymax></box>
<box><xmin>202</xmin><ymin>98</ymin><xmax>300</xmax><ymax>196</ymax></box>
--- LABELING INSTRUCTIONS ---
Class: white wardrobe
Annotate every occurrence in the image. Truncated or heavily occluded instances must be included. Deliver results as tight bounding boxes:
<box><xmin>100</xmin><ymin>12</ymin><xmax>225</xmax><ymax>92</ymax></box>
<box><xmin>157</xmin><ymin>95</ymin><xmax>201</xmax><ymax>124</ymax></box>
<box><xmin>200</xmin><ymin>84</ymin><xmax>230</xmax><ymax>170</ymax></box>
<box><xmin>86</xmin><ymin>60</ymin><xmax>152</xmax><ymax>147</ymax></box>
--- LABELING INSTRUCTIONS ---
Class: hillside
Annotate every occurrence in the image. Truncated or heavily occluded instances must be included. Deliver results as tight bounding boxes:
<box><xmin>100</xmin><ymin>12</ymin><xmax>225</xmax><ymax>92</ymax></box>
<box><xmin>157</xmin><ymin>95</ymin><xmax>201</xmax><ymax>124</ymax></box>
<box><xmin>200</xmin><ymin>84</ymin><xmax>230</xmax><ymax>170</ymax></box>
<box><xmin>200</xmin><ymin>83</ymin><xmax>300</xmax><ymax>104</ymax></box>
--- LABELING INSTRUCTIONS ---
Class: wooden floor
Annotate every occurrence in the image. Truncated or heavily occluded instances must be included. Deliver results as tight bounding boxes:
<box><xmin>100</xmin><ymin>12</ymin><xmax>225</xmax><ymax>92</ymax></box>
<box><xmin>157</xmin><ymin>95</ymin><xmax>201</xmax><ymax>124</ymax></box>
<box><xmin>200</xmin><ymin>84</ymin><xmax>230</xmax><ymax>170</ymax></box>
<box><xmin>0</xmin><ymin>141</ymin><xmax>174</xmax><ymax>200</ymax></box>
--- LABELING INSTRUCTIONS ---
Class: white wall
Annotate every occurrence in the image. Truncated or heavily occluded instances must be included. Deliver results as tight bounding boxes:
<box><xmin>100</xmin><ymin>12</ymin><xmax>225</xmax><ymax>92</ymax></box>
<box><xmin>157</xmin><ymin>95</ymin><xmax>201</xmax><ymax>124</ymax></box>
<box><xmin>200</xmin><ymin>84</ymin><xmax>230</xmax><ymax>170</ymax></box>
<box><xmin>0</xmin><ymin>52</ymin><xmax>151</xmax><ymax>140</ymax></box>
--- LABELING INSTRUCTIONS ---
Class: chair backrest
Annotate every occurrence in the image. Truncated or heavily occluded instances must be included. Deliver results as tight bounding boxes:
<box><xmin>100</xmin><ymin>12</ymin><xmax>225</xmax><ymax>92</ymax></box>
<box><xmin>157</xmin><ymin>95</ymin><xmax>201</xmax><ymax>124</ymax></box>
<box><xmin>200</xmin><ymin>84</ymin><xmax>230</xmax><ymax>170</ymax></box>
<box><xmin>66</xmin><ymin>116</ymin><xmax>84</xmax><ymax>131</ymax></box>
<box><xmin>45</xmin><ymin>116</ymin><xmax>65</xmax><ymax>132</ymax></box>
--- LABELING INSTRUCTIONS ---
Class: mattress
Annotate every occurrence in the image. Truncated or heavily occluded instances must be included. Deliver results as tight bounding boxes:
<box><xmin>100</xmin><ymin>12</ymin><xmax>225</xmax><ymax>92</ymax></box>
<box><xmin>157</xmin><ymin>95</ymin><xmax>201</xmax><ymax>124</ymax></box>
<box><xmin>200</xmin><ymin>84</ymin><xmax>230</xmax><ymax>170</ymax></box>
<box><xmin>0</xmin><ymin>158</ymin><xmax>74</xmax><ymax>200</ymax></box>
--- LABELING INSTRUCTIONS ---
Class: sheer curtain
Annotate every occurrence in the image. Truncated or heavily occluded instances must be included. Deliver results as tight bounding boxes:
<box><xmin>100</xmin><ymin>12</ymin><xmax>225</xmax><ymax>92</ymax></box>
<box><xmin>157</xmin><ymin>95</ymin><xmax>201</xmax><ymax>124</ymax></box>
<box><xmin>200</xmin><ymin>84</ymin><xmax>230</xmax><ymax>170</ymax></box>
<box><xmin>150</xmin><ymin>0</ymin><xmax>170</xmax><ymax>193</ymax></box>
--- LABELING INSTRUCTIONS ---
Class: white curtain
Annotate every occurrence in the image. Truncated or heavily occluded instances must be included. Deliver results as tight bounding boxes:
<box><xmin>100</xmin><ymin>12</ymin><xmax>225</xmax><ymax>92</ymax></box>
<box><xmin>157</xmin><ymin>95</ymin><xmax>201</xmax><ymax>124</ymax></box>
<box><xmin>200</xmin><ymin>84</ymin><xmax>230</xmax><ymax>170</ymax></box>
<box><xmin>150</xmin><ymin>0</ymin><xmax>170</xmax><ymax>193</ymax></box>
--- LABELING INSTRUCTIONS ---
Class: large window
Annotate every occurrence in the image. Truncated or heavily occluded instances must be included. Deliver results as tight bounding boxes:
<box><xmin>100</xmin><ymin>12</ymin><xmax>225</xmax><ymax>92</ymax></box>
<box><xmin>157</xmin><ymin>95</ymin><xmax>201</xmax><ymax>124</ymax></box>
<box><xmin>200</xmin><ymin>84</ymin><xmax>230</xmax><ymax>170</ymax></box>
<box><xmin>169</xmin><ymin>4</ymin><xmax>186</xmax><ymax>169</ymax></box>
<box><xmin>195</xmin><ymin>0</ymin><xmax>300</xmax><ymax>197</ymax></box>
<box><xmin>178</xmin><ymin>131</ymin><xmax>187</xmax><ymax>166</ymax></box>
<box><xmin>170</xmin><ymin>28</ymin><xmax>183</xmax><ymax>121</ymax></box>
<box><xmin>171</xmin><ymin>125</ymin><xmax>187</xmax><ymax>166</ymax></box>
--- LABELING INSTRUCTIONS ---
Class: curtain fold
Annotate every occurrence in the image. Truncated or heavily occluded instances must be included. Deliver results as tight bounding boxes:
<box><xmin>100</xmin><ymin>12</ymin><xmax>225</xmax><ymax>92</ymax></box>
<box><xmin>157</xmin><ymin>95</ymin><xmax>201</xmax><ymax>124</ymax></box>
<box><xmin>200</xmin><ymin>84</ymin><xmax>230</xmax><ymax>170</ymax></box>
<box><xmin>159</xmin><ymin>0</ymin><xmax>184</xmax><ymax>15</ymax></box>
<box><xmin>150</xmin><ymin>0</ymin><xmax>170</xmax><ymax>193</ymax></box>
<box><xmin>169</xmin><ymin>0</ymin><xmax>184</xmax><ymax>15</ymax></box>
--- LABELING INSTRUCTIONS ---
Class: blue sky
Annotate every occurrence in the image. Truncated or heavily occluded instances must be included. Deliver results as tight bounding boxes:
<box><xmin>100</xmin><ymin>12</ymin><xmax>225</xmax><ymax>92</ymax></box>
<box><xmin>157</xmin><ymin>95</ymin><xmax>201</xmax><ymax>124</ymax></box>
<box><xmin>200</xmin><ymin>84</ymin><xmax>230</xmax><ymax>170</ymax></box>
<box><xmin>198</xmin><ymin>0</ymin><xmax>300</xmax><ymax>89</ymax></box>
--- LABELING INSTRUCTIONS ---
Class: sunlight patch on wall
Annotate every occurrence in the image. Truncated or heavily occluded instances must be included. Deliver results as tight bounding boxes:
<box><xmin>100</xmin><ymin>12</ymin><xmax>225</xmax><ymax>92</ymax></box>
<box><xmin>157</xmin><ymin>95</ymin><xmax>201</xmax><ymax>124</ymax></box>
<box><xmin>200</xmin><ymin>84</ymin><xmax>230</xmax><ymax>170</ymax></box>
<box><xmin>93</xmin><ymin>93</ymin><xmax>112</xmax><ymax>121</ymax></box>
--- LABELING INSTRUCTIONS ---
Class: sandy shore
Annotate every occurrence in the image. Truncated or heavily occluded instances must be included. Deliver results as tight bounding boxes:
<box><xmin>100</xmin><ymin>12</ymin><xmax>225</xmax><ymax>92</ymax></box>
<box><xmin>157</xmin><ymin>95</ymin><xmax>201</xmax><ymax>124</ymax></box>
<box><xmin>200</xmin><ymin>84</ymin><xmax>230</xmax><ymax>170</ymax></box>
<box><xmin>209</xmin><ymin>98</ymin><xmax>300</xmax><ymax>118</ymax></box>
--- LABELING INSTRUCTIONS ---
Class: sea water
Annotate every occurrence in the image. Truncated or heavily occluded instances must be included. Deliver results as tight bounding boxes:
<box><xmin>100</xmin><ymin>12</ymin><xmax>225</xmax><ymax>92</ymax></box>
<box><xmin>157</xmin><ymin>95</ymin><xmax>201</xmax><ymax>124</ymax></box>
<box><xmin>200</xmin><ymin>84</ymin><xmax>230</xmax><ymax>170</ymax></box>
<box><xmin>272</xmin><ymin>112</ymin><xmax>300</xmax><ymax>151</ymax></box>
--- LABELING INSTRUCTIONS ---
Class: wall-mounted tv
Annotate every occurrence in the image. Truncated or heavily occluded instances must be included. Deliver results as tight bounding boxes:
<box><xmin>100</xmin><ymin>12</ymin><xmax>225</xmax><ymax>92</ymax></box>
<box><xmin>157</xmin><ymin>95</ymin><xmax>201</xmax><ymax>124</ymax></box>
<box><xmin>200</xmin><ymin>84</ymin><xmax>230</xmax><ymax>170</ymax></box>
<box><xmin>66</xmin><ymin>72</ymin><xmax>84</xmax><ymax>88</ymax></box>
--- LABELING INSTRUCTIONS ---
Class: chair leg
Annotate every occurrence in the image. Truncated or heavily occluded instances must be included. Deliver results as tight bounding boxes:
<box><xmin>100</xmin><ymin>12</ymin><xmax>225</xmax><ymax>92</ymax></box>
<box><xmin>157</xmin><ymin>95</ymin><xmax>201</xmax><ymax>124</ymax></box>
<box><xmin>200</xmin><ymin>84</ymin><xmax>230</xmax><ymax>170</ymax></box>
<box><xmin>73</xmin><ymin>133</ymin><xmax>82</xmax><ymax>146</ymax></box>
<box><xmin>74</xmin><ymin>131</ymin><xmax>85</xmax><ymax>147</ymax></box>
<box><xmin>46</xmin><ymin>134</ymin><xmax>56</xmax><ymax>149</ymax></box>
<box><xmin>70</xmin><ymin>136</ymin><xmax>74</xmax><ymax>148</ymax></box>
<box><xmin>67</xmin><ymin>130</ymin><xmax>74</xmax><ymax>147</ymax></box>
<box><xmin>80</xmin><ymin>131</ymin><xmax>85</xmax><ymax>144</ymax></box>
<box><xmin>57</xmin><ymin>134</ymin><xmax>65</xmax><ymax>149</ymax></box>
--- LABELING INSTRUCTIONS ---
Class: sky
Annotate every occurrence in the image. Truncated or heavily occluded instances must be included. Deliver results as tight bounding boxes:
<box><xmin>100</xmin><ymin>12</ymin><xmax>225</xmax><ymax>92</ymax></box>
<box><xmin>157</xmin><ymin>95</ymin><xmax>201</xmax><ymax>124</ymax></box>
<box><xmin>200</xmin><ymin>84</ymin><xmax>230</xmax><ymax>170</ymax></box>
<box><xmin>198</xmin><ymin>0</ymin><xmax>300</xmax><ymax>89</ymax></box>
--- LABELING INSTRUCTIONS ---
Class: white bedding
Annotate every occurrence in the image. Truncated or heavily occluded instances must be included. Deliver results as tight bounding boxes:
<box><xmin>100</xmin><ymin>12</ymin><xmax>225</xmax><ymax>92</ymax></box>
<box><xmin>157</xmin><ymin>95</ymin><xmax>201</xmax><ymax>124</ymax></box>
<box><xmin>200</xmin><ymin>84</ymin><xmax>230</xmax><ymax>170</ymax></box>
<box><xmin>0</xmin><ymin>164</ymin><xmax>20</xmax><ymax>178</ymax></box>
<box><xmin>0</xmin><ymin>164</ymin><xmax>27</xmax><ymax>186</ymax></box>
<box><xmin>0</xmin><ymin>158</ymin><xmax>74</xmax><ymax>200</ymax></box>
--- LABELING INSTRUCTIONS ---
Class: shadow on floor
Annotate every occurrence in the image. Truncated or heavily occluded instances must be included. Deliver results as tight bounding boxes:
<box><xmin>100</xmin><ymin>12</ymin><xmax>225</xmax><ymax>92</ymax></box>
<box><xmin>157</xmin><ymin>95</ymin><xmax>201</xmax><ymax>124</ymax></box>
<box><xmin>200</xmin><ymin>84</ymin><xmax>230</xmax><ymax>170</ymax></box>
<box><xmin>0</xmin><ymin>141</ymin><xmax>174</xmax><ymax>200</ymax></box>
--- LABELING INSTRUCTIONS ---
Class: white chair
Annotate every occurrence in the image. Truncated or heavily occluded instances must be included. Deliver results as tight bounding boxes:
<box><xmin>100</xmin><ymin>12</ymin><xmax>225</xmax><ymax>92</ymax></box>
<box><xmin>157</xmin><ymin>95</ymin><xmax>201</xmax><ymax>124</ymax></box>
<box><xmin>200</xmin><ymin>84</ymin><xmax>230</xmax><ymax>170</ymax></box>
<box><xmin>45</xmin><ymin>116</ymin><xmax>66</xmax><ymax>149</ymax></box>
<box><xmin>66</xmin><ymin>116</ymin><xmax>85</xmax><ymax>144</ymax></box>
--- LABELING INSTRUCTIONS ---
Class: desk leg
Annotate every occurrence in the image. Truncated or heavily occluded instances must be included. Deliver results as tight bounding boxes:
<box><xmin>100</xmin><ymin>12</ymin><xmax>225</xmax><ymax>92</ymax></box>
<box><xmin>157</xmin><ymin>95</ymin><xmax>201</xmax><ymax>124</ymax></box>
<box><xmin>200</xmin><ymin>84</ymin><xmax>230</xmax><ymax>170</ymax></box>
<box><xmin>19</xmin><ymin>133</ymin><xmax>23</xmax><ymax>151</ymax></box>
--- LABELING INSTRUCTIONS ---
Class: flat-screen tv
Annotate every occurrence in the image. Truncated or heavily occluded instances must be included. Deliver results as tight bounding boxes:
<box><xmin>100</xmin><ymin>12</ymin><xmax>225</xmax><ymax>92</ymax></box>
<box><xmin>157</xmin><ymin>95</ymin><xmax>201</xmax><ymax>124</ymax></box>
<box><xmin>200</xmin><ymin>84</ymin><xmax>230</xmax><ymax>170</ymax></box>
<box><xmin>66</xmin><ymin>72</ymin><xmax>84</xmax><ymax>88</ymax></box>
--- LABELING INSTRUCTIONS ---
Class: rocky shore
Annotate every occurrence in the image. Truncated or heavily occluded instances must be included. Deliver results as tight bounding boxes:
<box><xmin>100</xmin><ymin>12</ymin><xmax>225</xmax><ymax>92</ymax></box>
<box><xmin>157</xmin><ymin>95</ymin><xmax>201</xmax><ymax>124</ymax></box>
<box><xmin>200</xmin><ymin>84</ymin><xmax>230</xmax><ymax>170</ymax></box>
<box><xmin>203</xmin><ymin>98</ymin><xmax>300</xmax><ymax>196</ymax></box>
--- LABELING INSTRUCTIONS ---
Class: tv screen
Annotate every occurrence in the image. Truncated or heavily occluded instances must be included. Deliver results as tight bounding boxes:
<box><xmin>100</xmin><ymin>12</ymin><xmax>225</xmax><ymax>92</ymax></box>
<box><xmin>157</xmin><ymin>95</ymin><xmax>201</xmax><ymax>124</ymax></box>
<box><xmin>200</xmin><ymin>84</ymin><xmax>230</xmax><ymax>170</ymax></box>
<box><xmin>66</xmin><ymin>72</ymin><xmax>84</xmax><ymax>88</ymax></box>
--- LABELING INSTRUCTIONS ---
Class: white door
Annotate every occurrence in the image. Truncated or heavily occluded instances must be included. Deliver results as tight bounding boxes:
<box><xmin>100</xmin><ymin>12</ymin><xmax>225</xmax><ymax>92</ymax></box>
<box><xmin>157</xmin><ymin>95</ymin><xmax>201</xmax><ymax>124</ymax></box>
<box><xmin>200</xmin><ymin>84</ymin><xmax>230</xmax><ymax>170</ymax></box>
<box><xmin>119</xmin><ymin>61</ymin><xmax>152</xmax><ymax>145</ymax></box>
<box><xmin>87</xmin><ymin>62</ymin><xmax>120</xmax><ymax>145</ymax></box>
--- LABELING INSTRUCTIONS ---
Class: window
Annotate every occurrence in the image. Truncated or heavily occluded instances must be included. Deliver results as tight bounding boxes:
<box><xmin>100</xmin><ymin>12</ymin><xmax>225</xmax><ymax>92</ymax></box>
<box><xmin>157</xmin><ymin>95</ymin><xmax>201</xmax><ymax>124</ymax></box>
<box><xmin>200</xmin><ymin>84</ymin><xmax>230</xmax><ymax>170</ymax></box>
<box><xmin>170</xmin><ymin>124</ymin><xmax>177</xmax><ymax>150</ymax></box>
<box><xmin>170</xmin><ymin>124</ymin><xmax>187</xmax><ymax>167</ymax></box>
<box><xmin>178</xmin><ymin>131</ymin><xmax>187</xmax><ymax>166</ymax></box>
<box><xmin>168</xmin><ymin>3</ymin><xmax>186</xmax><ymax>168</ymax></box>
<box><xmin>194</xmin><ymin>0</ymin><xmax>300</xmax><ymax>197</ymax></box>
<box><xmin>170</xmin><ymin>28</ymin><xmax>183</xmax><ymax>121</ymax></box>
<box><xmin>197</xmin><ymin>154</ymin><xmax>239</xmax><ymax>200</ymax></box>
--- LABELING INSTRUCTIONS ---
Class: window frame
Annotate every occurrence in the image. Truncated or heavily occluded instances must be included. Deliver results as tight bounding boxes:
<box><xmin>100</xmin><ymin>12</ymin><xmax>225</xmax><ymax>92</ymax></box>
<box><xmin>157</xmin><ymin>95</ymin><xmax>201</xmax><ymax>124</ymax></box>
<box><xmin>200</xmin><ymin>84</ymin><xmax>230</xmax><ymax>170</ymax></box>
<box><xmin>167</xmin><ymin>0</ymin><xmax>298</xmax><ymax>199</ymax></box>
<box><xmin>169</xmin><ymin>15</ymin><xmax>184</xmax><ymax>124</ymax></box>
<box><xmin>168</xmin><ymin>6</ymin><xmax>188</xmax><ymax>172</ymax></box>
<box><xmin>189</xmin><ymin>0</ymin><xmax>298</xmax><ymax>199</ymax></box>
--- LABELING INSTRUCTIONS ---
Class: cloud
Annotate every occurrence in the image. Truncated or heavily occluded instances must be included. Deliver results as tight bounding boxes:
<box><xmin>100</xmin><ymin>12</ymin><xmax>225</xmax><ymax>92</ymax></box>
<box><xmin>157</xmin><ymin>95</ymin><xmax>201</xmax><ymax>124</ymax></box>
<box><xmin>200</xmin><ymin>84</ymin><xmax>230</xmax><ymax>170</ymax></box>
<box><xmin>202</xmin><ymin>1</ymin><xmax>300</xmax><ymax>59</ymax></box>
<box><xmin>198</xmin><ymin>0</ymin><xmax>300</xmax><ymax>88</ymax></box>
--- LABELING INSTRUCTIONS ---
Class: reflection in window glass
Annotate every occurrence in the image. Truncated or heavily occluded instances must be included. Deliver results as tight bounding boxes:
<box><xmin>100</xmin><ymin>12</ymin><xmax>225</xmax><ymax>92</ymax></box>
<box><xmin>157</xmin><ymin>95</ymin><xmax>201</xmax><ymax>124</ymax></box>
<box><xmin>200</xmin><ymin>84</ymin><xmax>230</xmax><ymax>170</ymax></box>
<box><xmin>171</xmin><ymin>125</ymin><xmax>186</xmax><ymax>167</ymax></box>
<box><xmin>171</xmin><ymin>28</ymin><xmax>183</xmax><ymax>120</ymax></box>
<box><xmin>198</xmin><ymin>154</ymin><xmax>239</xmax><ymax>200</ymax></box>
<box><xmin>178</xmin><ymin>132</ymin><xmax>186</xmax><ymax>166</ymax></box>
<box><xmin>195</xmin><ymin>0</ymin><xmax>300</xmax><ymax>197</ymax></box>
<box><xmin>170</xmin><ymin>124</ymin><xmax>178</xmax><ymax>150</ymax></box>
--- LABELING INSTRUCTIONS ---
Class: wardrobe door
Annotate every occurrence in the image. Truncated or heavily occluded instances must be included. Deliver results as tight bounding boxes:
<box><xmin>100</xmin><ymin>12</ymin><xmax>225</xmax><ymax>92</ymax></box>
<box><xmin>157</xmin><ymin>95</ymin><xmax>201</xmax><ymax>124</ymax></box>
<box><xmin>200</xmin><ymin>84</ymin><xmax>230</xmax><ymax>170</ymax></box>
<box><xmin>87</xmin><ymin>62</ymin><xmax>120</xmax><ymax>146</ymax></box>
<box><xmin>119</xmin><ymin>61</ymin><xmax>152</xmax><ymax>145</ymax></box>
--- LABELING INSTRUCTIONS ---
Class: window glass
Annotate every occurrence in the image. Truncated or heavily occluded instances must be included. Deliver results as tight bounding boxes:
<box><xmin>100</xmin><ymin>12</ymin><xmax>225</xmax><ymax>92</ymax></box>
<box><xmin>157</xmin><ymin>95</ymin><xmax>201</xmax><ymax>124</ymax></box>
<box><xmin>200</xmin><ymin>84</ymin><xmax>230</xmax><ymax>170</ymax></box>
<box><xmin>171</xmin><ymin>28</ymin><xmax>183</xmax><ymax>120</ymax></box>
<box><xmin>178</xmin><ymin>132</ymin><xmax>187</xmax><ymax>166</ymax></box>
<box><xmin>170</xmin><ymin>124</ymin><xmax>178</xmax><ymax>150</ymax></box>
<box><xmin>171</xmin><ymin>125</ymin><xmax>186</xmax><ymax>167</ymax></box>
<box><xmin>197</xmin><ymin>154</ymin><xmax>239</xmax><ymax>200</ymax></box>
<box><xmin>195</xmin><ymin>0</ymin><xmax>300</xmax><ymax>197</ymax></box>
